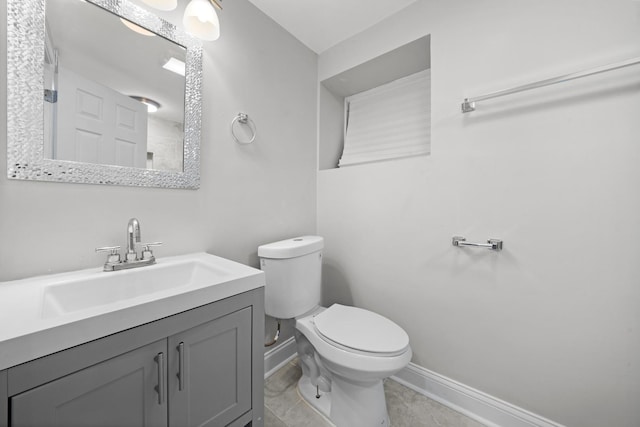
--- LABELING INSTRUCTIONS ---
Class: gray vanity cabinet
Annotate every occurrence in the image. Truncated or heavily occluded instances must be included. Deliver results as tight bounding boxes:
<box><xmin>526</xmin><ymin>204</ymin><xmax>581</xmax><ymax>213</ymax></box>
<box><xmin>168</xmin><ymin>307</ymin><xmax>252</xmax><ymax>427</ymax></box>
<box><xmin>0</xmin><ymin>288</ymin><xmax>264</xmax><ymax>427</ymax></box>
<box><xmin>11</xmin><ymin>339</ymin><xmax>168</xmax><ymax>427</ymax></box>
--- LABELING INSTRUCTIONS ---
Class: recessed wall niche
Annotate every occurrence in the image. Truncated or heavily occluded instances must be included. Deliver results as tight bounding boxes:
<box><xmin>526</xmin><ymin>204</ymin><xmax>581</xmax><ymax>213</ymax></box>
<box><xmin>318</xmin><ymin>35</ymin><xmax>431</xmax><ymax>170</ymax></box>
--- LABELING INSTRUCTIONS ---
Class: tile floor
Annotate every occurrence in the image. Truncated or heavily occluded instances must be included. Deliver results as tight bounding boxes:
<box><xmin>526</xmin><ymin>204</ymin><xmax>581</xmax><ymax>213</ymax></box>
<box><xmin>264</xmin><ymin>358</ymin><xmax>487</xmax><ymax>427</ymax></box>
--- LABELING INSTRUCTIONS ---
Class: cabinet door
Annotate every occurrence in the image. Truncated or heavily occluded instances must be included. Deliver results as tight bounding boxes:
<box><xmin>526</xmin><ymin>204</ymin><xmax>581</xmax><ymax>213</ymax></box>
<box><xmin>10</xmin><ymin>340</ymin><xmax>167</xmax><ymax>427</ymax></box>
<box><xmin>169</xmin><ymin>307</ymin><xmax>252</xmax><ymax>427</ymax></box>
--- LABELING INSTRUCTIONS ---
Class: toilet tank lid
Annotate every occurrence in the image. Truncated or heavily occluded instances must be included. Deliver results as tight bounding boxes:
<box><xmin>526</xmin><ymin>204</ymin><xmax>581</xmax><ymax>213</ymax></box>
<box><xmin>258</xmin><ymin>236</ymin><xmax>324</xmax><ymax>259</ymax></box>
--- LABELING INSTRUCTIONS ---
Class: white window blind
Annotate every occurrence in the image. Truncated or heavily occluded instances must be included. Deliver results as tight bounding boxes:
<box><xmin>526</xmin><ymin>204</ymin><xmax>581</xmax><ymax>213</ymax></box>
<box><xmin>339</xmin><ymin>69</ymin><xmax>430</xmax><ymax>167</ymax></box>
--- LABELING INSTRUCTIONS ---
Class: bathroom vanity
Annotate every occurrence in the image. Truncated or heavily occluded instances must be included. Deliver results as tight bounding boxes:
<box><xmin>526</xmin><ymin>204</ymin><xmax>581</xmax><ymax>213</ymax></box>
<box><xmin>0</xmin><ymin>253</ymin><xmax>265</xmax><ymax>427</ymax></box>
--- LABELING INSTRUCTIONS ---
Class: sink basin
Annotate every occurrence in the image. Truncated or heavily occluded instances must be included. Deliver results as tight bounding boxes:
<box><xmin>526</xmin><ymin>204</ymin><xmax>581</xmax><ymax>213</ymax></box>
<box><xmin>41</xmin><ymin>258</ymin><xmax>232</xmax><ymax>318</ymax></box>
<box><xmin>0</xmin><ymin>252</ymin><xmax>264</xmax><ymax>371</ymax></box>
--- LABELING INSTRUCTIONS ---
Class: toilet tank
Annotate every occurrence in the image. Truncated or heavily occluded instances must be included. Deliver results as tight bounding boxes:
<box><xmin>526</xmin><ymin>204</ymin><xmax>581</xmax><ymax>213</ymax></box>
<box><xmin>258</xmin><ymin>236</ymin><xmax>324</xmax><ymax>319</ymax></box>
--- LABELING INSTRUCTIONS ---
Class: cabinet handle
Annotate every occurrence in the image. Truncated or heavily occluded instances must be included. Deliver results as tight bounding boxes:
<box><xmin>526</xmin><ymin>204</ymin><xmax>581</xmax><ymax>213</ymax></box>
<box><xmin>154</xmin><ymin>352</ymin><xmax>165</xmax><ymax>405</ymax></box>
<box><xmin>177</xmin><ymin>342</ymin><xmax>185</xmax><ymax>391</ymax></box>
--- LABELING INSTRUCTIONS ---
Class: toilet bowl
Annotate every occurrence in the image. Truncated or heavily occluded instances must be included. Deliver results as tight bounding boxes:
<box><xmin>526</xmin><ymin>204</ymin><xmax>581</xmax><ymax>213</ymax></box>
<box><xmin>295</xmin><ymin>305</ymin><xmax>412</xmax><ymax>426</ymax></box>
<box><xmin>258</xmin><ymin>236</ymin><xmax>412</xmax><ymax>427</ymax></box>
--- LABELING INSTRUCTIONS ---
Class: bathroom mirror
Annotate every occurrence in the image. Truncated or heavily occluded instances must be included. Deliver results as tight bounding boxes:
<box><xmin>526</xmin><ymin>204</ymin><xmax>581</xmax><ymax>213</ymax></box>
<box><xmin>7</xmin><ymin>0</ymin><xmax>203</xmax><ymax>188</ymax></box>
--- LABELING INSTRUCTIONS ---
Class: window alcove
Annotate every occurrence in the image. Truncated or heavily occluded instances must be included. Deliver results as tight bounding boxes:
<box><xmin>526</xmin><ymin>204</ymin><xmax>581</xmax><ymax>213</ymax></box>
<box><xmin>318</xmin><ymin>35</ymin><xmax>431</xmax><ymax>170</ymax></box>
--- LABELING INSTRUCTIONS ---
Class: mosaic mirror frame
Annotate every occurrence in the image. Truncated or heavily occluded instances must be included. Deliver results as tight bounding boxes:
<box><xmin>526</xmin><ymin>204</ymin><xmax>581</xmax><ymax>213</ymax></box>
<box><xmin>6</xmin><ymin>0</ymin><xmax>203</xmax><ymax>189</ymax></box>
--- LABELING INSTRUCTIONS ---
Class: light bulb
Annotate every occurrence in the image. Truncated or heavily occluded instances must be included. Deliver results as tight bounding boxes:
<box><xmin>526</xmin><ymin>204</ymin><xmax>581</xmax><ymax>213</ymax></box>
<box><xmin>183</xmin><ymin>0</ymin><xmax>220</xmax><ymax>41</ymax></box>
<box><xmin>140</xmin><ymin>0</ymin><xmax>177</xmax><ymax>11</ymax></box>
<box><xmin>120</xmin><ymin>18</ymin><xmax>155</xmax><ymax>36</ymax></box>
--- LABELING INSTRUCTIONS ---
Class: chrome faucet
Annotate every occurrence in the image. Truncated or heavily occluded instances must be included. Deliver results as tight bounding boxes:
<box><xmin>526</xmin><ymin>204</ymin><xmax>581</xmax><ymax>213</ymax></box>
<box><xmin>96</xmin><ymin>218</ymin><xmax>162</xmax><ymax>271</ymax></box>
<box><xmin>126</xmin><ymin>218</ymin><xmax>141</xmax><ymax>262</ymax></box>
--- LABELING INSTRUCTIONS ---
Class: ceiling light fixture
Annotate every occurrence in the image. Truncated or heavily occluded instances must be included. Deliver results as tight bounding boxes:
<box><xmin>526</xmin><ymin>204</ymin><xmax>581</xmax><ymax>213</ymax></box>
<box><xmin>140</xmin><ymin>0</ymin><xmax>177</xmax><ymax>11</ymax></box>
<box><xmin>183</xmin><ymin>0</ymin><xmax>222</xmax><ymax>41</ymax></box>
<box><xmin>163</xmin><ymin>57</ymin><xmax>186</xmax><ymax>76</ymax></box>
<box><xmin>137</xmin><ymin>0</ymin><xmax>223</xmax><ymax>41</ymax></box>
<box><xmin>120</xmin><ymin>18</ymin><xmax>156</xmax><ymax>36</ymax></box>
<box><xmin>130</xmin><ymin>96</ymin><xmax>161</xmax><ymax>113</ymax></box>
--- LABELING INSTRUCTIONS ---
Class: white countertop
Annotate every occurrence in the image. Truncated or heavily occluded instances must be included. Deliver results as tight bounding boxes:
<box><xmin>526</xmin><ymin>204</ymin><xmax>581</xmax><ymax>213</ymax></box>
<box><xmin>0</xmin><ymin>252</ymin><xmax>264</xmax><ymax>370</ymax></box>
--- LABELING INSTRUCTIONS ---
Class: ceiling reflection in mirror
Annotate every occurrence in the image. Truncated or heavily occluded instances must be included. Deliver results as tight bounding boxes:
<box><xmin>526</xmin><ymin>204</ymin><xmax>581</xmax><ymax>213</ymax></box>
<box><xmin>7</xmin><ymin>0</ymin><xmax>202</xmax><ymax>188</ymax></box>
<box><xmin>45</xmin><ymin>0</ymin><xmax>186</xmax><ymax>172</ymax></box>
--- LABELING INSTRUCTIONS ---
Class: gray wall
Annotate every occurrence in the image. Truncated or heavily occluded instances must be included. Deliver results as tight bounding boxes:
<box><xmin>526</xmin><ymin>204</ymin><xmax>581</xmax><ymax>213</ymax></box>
<box><xmin>0</xmin><ymin>0</ymin><xmax>317</xmax><ymax>282</ymax></box>
<box><xmin>317</xmin><ymin>1</ymin><xmax>640</xmax><ymax>426</ymax></box>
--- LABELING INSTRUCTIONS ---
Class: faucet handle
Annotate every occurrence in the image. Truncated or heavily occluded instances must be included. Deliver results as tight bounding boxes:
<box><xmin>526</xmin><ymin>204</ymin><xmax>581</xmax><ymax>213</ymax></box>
<box><xmin>96</xmin><ymin>246</ymin><xmax>121</xmax><ymax>264</ymax></box>
<box><xmin>96</xmin><ymin>245</ymin><xmax>121</xmax><ymax>254</ymax></box>
<box><xmin>140</xmin><ymin>242</ymin><xmax>163</xmax><ymax>261</ymax></box>
<box><xmin>141</xmin><ymin>242</ymin><xmax>163</xmax><ymax>249</ymax></box>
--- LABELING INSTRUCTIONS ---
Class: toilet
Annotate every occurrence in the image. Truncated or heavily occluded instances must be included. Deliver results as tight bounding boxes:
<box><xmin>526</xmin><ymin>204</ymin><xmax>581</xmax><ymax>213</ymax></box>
<box><xmin>258</xmin><ymin>236</ymin><xmax>412</xmax><ymax>427</ymax></box>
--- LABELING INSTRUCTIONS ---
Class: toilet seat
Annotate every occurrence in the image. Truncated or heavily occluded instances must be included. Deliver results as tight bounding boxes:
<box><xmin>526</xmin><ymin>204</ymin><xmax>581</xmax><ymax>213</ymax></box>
<box><xmin>296</xmin><ymin>306</ymin><xmax>412</xmax><ymax>381</ymax></box>
<box><xmin>313</xmin><ymin>304</ymin><xmax>409</xmax><ymax>357</ymax></box>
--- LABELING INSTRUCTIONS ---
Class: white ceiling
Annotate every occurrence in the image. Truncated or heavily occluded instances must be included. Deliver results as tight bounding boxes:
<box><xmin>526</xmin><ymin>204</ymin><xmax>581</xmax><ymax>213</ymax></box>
<box><xmin>246</xmin><ymin>0</ymin><xmax>419</xmax><ymax>54</ymax></box>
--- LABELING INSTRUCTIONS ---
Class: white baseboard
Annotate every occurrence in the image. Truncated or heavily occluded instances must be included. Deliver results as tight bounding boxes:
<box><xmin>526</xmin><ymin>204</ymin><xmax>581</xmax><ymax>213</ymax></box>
<box><xmin>264</xmin><ymin>336</ymin><xmax>297</xmax><ymax>379</ymax></box>
<box><xmin>391</xmin><ymin>363</ymin><xmax>565</xmax><ymax>427</ymax></box>
<box><xmin>263</xmin><ymin>343</ymin><xmax>564</xmax><ymax>427</ymax></box>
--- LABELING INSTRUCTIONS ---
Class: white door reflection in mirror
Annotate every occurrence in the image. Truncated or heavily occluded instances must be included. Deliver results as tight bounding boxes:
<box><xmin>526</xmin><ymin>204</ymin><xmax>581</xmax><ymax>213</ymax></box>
<box><xmin>56</xmin><ymin>66</ymin><xmax>148</xmax><ymax>168</ymax></box>
<box><xmin>44</xmin><ymin>0</ymin><xmax>186</xmax><ymax>172</ymax></box>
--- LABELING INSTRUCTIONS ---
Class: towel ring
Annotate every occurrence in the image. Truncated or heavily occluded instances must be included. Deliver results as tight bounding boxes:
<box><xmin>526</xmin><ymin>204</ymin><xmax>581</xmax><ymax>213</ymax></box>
<box><xmin>231</xmin><ymin>112</ymin><xmax>256</xmax><ymax>144</ymax></box>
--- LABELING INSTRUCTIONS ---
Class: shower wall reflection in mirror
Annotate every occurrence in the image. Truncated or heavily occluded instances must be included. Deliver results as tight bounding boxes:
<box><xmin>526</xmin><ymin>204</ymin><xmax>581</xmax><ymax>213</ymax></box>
<box><xmin>45</xmin><ymin>0</ymin><xmax>186</xmax><ymax>172</ymax></box>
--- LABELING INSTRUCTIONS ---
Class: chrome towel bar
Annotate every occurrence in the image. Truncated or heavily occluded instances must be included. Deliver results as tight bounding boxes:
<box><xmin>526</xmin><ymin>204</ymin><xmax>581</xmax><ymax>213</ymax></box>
<box><xmin>452</xmin><ymin>236</ymin><xmax>503</xmax><ymax>251</ymax></box>
<box><xmin>461</xmin><ymin>56</ymin><xmax>640</xmax><ymax>113</ymax></box>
